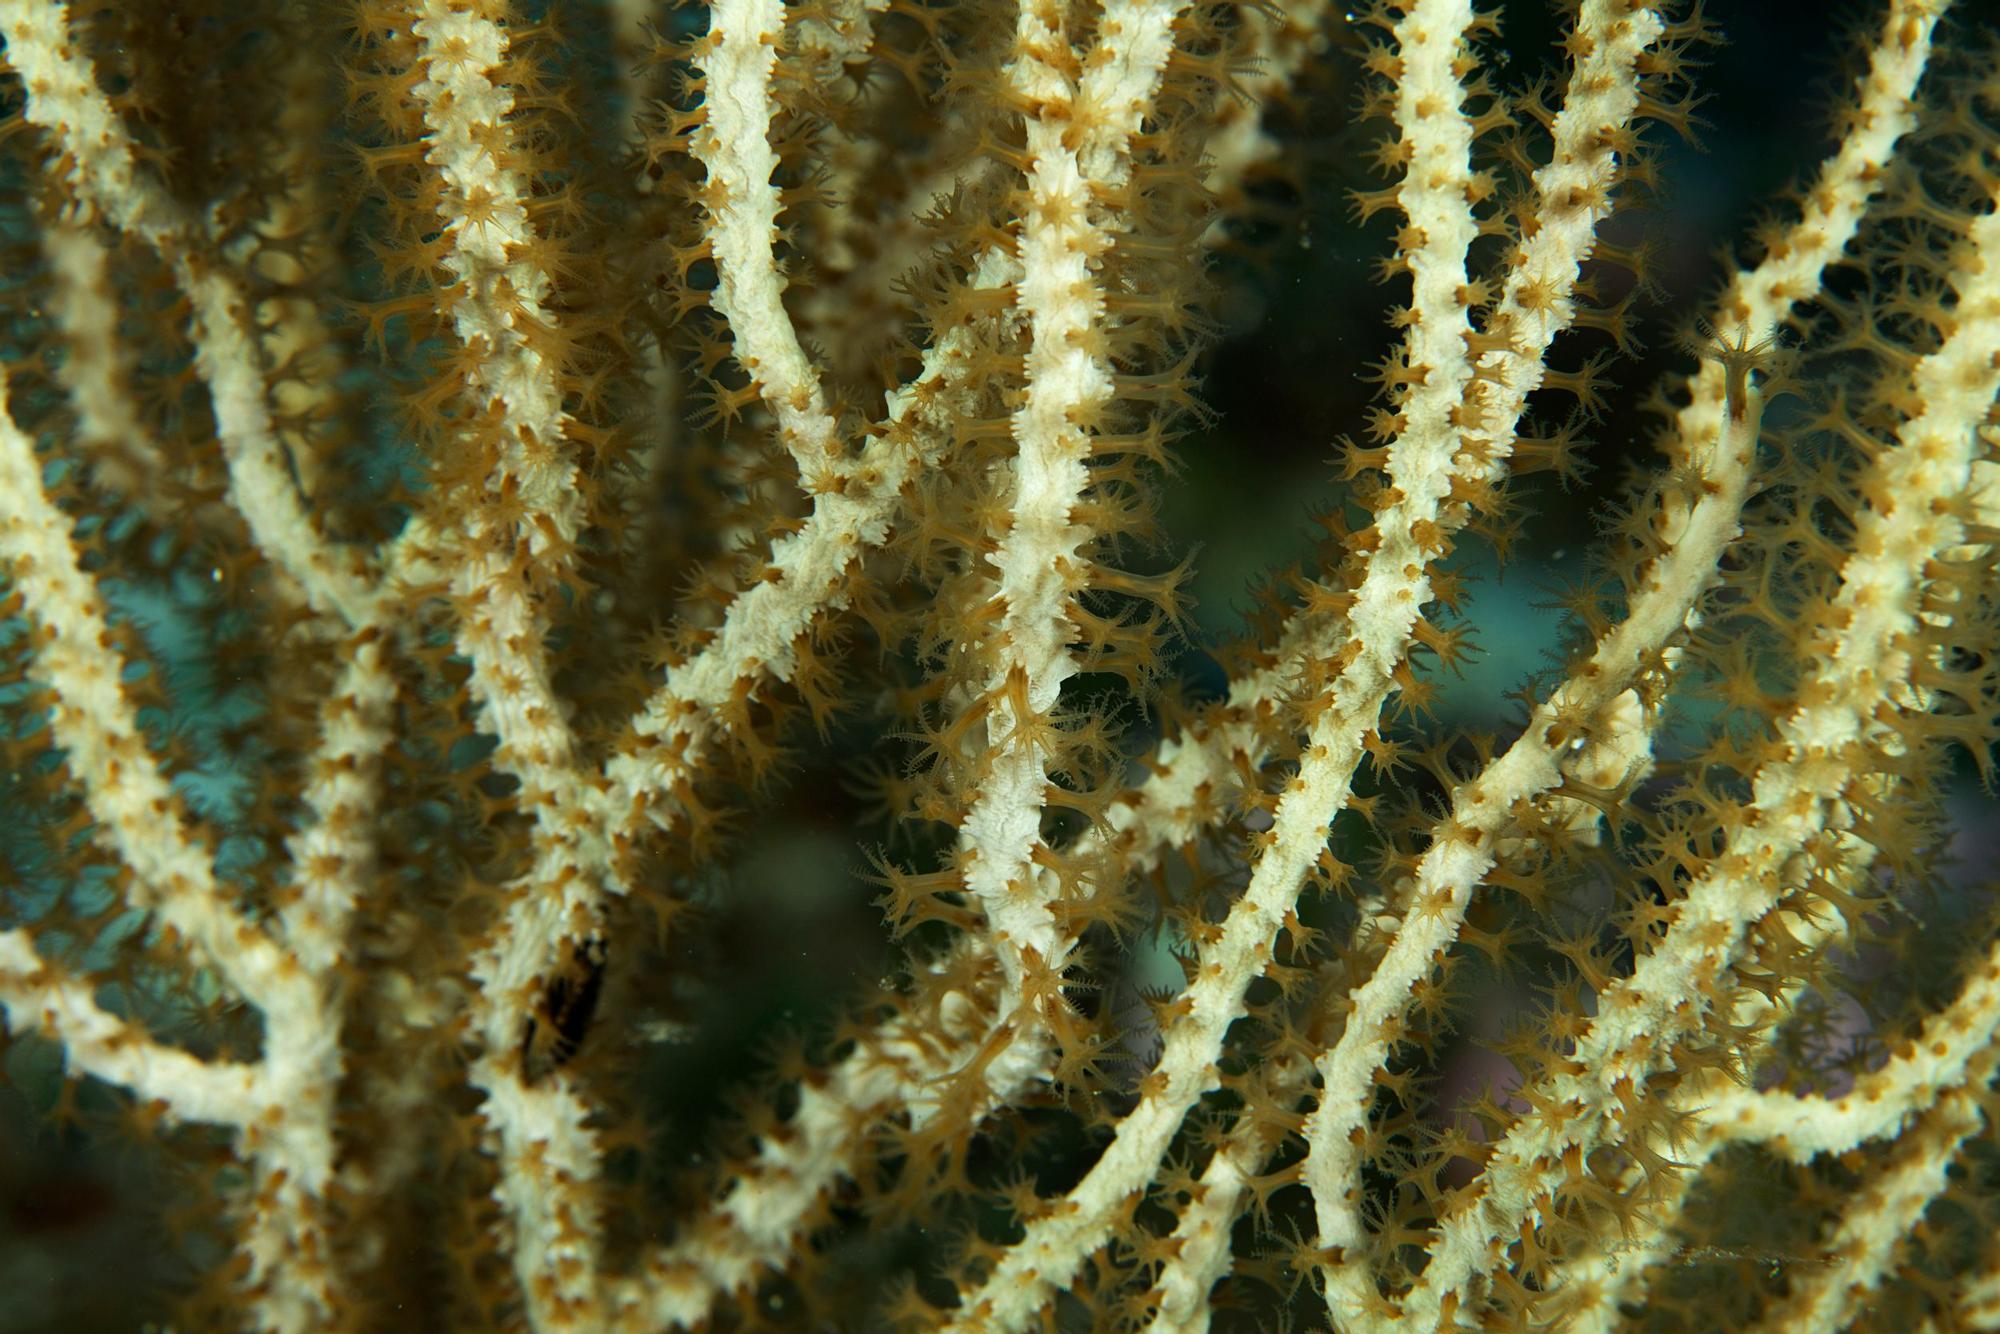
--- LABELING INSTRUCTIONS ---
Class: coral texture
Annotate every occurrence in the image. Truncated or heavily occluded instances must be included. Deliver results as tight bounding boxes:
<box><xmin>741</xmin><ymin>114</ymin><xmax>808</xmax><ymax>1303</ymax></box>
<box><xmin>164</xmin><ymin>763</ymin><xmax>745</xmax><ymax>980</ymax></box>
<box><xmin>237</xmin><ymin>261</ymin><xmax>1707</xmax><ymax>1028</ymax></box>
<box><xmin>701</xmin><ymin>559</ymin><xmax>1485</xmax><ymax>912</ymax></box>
<box><xmin>2</xmin><ymin>0</ymin><xmax>1999</xmax><ymax>1329</ymax></box>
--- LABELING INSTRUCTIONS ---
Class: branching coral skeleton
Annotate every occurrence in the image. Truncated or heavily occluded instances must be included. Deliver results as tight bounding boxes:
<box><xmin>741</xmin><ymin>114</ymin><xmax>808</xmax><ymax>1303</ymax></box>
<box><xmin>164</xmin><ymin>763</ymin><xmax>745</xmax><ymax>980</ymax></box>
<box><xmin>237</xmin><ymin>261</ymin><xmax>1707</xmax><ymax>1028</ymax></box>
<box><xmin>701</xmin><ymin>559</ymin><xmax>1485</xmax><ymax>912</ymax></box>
<box><xmin>1</xmin><ymin>0</ymin><xmax>1998</xmax><ymax>1329</ymax></box>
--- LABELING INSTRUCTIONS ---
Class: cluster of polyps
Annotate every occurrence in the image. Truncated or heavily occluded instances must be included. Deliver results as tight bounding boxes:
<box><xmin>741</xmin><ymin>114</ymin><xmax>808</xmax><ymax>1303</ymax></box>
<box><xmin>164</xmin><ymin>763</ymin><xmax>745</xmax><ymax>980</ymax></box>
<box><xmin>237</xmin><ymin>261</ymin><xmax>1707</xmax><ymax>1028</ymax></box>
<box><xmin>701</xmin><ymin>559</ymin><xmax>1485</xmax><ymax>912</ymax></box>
<box><xmin>1</xmin><ymin>0</ymin><xmax>1998</xmax><ymax>1329</ymax></box>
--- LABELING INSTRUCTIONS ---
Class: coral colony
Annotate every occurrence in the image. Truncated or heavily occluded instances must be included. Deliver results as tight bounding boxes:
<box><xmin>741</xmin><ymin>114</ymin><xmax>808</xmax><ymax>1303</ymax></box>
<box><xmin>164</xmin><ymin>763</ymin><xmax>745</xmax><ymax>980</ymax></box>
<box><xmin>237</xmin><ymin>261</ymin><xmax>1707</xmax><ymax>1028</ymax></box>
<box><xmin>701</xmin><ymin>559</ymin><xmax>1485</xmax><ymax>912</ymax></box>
<box><xmin>2</xmin><ymin>0</ymin><xmax>1999</xmax><ymax>1329</ymax></box>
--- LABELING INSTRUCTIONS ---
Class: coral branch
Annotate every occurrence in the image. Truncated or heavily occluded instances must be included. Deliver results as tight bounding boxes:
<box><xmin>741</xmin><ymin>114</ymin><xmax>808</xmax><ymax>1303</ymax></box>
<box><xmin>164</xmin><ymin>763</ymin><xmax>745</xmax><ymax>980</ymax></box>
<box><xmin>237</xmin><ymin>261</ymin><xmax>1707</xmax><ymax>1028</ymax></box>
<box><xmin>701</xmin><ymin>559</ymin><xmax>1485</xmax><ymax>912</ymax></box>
<box><xmin>1</xmin><ymin>0</ymin><xmax>1995</xmax><ymax>1329</ymax></box>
